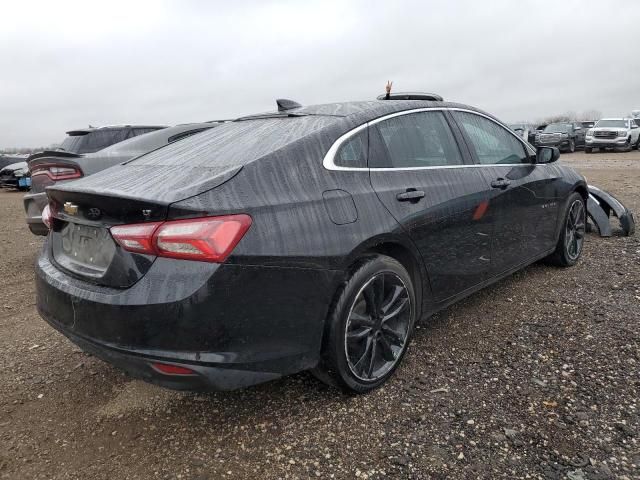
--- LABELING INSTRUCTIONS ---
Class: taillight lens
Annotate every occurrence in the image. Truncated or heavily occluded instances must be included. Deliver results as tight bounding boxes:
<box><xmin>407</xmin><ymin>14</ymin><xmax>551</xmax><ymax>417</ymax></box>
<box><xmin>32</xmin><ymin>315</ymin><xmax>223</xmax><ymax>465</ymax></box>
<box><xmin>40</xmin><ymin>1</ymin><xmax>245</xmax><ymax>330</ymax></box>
<box><xmin>30</xmin><ymin>164</ymin><xmax>83</xmax><ymax>181</ymax></box>
<box><xmin>42</xmin><ymin>204</ymin><xmax>52</xmax><ymax>229</ymax></box>
<box><xmin>110</xmin><ymin>215</ymin><xmax>252</xmax><ymax>263</ymax></box>
<box><xmin>110</xmin><ymin>222</ymin><xmax>162</xmax><ymax>254</ymax></box>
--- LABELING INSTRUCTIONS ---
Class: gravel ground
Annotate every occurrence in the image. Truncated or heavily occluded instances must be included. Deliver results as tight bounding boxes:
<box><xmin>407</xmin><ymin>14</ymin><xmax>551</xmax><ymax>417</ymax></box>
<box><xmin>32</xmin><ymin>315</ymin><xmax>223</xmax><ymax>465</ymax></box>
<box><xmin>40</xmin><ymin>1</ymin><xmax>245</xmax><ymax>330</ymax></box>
<box><xmin>0</xmin><ymin>151</ymin><xmax>638</xmax><ymax>480</ymax></box>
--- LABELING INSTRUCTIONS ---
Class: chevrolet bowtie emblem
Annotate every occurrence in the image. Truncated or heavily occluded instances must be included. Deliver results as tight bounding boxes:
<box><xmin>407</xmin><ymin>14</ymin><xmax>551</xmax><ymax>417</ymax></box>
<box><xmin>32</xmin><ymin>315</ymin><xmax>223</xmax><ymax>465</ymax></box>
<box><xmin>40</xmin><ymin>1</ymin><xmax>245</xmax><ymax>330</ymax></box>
<box><xmin>63</xmin><ymin>202</ymin><xmax>78</xmax><ymax>215</ymax></box>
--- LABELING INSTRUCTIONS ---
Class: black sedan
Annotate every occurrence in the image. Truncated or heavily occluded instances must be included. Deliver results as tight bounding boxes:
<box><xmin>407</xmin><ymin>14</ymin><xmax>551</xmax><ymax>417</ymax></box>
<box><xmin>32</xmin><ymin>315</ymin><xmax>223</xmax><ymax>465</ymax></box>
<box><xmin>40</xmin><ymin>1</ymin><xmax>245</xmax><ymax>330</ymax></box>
<box><xmin>35</xmin><ymin>97</ymin><xmax>587</xmax><ymax>393</ymax></box>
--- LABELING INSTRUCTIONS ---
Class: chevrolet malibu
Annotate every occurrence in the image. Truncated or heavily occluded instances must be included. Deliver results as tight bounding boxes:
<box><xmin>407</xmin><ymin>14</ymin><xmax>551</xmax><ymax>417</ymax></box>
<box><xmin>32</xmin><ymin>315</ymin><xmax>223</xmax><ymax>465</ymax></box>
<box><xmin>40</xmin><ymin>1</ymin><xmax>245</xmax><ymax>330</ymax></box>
<box><xmin>36</xmin><ymin>96</ymin><xmax>587</xmax><ymax>393</ymax></box>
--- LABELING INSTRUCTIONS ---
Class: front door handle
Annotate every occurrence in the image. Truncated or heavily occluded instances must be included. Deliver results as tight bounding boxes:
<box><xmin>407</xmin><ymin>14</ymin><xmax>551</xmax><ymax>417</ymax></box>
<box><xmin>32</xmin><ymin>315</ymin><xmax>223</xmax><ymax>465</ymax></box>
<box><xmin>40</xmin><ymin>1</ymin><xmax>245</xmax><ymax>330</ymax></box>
<box><xmin>490</xmin><ymin>178</ymin><xmax>511</xmax><ymax>189</ymax></box>
<box><xmin>396</xmin><ymin>189</ymin><xmax>425</xmax><ymax>203</ymax></box>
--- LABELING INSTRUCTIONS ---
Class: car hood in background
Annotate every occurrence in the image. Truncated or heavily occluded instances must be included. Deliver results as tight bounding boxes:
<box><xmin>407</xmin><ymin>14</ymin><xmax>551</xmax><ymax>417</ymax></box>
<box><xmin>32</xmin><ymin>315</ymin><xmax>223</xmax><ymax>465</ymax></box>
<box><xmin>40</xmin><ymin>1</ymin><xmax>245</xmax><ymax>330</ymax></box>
<box><xmin>0</xmin><ymin>162</ymin><xmax>28</xmax><ymax>173</ymax></box>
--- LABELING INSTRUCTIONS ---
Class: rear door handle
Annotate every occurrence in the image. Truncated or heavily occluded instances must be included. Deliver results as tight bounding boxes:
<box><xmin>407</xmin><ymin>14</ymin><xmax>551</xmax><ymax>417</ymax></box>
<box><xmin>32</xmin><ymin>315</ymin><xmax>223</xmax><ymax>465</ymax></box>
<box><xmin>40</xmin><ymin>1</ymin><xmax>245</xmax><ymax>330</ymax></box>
<box><xmin>490</xmin><ymin>178</ymin><xmax>511</xmax><ymax>189</ymax></box>
<box><xmin>396</xmin><ymin>189</ymin><xmax>425</xmax><ymax>202</ymax></box>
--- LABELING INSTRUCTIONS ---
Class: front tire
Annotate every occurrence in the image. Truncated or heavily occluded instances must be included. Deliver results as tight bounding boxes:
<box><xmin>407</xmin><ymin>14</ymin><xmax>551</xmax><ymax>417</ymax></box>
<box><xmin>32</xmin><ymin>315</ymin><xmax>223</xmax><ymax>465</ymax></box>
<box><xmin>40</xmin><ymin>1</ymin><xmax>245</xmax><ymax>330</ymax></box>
<box><xmin>585</xmin><ymin>147</ymin><xmax>593</xmax><ymax>154</ymax></box>
<box><xmin>545</xmin><ymin>192</ymin><xmax>586</xmax><ymax>267</ymax></box>
<box><xmin>314</xmin><ymin>255</ymin><xmax>416</xmax><ymax>394</ymax></box>
<box><xmin>633</xmin><ymin>136</ymin><xmax>640</xmax><ymax>150</ymax></box>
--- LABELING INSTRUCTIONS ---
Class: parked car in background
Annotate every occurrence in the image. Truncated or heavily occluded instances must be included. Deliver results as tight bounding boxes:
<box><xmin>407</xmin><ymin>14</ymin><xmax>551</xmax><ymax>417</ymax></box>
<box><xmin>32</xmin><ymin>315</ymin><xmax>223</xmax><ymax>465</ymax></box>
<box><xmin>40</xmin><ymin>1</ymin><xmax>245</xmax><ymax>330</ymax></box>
<box><xmin>24</xmin><ymin>123</ymin><xmax>218</xmax><ymax>235</ymax></box>
<box><xmin>535</xmin><ymin>122</ymin><xmax>585</xmax><ymax>152</ymax></box>
<box><xmin>509</xmin><ymin>124</ymin><xmax>537</xmax><ymax>144</ymax></box>
<box><xmin>0</xmin><ymin>154</ymin><xmax>30</xmax><ymax>170</ymax></box>
<box><xmin>0</xmin><ymin>162</ymin><xmax>30</xmax><ymax>190</ymax></box>
<box><xmin>580</xmin><ymin>120</ymin><xmax>596</xmax><ymax>130</ymax></box>
<box><xmin>55</xmin><ymin>125</ymin><xmax>167</xmax><ymax>154</ymax></box>
<box><xmin>35</xmin><ymin>96</ymin><xmax>587</xmax><ymax>394</ymax></box>
<box><xmin>585</xmin><ymin>118</ymin><xmax>640</xmax><ymax>153</ymax></box>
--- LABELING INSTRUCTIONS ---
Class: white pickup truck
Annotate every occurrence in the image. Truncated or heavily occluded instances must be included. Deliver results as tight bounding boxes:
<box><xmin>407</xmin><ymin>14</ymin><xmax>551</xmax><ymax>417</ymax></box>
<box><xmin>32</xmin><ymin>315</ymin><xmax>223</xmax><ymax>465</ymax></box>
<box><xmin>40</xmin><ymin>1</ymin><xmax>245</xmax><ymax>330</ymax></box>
<box><xmin>585</xmin><ymin>118</ymin><xmax>640</xmax><ymax>153</ymax></box>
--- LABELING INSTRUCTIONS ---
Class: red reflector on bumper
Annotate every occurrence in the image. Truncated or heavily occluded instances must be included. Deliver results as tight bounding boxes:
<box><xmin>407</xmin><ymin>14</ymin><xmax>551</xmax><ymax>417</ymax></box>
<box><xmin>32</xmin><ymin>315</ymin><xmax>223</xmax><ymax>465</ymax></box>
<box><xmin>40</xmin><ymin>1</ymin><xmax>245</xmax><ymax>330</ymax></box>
<box><xmin>151</xmin><ymin>362</ymin><xmax>196</xmax><ymax>375</ymax></box>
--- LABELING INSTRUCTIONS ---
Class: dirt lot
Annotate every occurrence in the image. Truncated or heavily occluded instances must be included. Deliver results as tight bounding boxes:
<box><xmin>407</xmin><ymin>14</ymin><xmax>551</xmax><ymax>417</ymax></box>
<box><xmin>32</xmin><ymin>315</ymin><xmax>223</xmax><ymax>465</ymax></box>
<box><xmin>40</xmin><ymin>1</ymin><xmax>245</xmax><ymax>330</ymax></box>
<box><xmin>0</xmin><ymin>151</ymin><xmax>638</xmax><ymax>480</ymax></box>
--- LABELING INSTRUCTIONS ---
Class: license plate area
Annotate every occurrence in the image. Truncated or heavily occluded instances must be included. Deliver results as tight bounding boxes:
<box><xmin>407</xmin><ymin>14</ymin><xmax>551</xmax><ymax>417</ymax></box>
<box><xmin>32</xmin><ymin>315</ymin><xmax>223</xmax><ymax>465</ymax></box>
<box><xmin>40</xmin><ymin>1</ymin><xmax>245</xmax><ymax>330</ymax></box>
<box><xmin>51</xmin><ymin>222</ymin><xmax>116</xmax><ymax>278</ymax></box>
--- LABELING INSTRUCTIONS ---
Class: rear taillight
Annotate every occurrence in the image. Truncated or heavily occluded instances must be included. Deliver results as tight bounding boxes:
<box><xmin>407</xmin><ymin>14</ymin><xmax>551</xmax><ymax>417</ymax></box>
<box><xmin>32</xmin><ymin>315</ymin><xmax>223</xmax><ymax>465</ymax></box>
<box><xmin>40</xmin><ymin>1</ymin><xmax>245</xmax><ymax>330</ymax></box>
<box><xmin>42</xmin><ymin>204</ymin><xmax>52</xmax><ymax>229</ymax></box>
<box><xmin>30</xmin><ymin>164</ymin><xmax>83</xmax><ymax>181</ymax></box>
<box><xmin>110</xmin><ymin>215</ymin><xmax>252</xmax><ymax>263</ymax></box>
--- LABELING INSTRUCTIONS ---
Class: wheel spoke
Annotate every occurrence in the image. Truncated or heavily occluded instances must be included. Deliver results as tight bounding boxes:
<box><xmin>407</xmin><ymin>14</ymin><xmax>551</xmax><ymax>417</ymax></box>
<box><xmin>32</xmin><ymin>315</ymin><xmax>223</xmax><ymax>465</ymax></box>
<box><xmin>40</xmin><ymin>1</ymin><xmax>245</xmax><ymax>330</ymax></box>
<box><xmin>347</xmin><ymin>326</ymin><xmax>372</xmax><ymax>342</ymax></box>
<box><xmin>382</xmin><ymin>325</ymin><xmax>404</xmax><ymax>346</ymax></box>
<box><xmin>378</xmin><ymin>335</ymin><xmax>396</xmax><ymax>362</ymax></box>
<box><xmin>362</xmin><ymin>285</ymin><xmax>377</xmax><ymax>316</ymax></box>
<box><xmin>349</xmin><ymin>311</ymin><xmax>374</xmax><ymax>327</ymax></box>
<box><xmin>381</xmin><ymin>285</ymin><xmax>404</xmax><ymax>314</ymax></box>
<box><xmin>353</xmin><ymin>336</ymin><xmax>373</xmax><ymax>372</ymax></box>
<box><xmin>382</xmin><ymin>297</ymin><xmax>408</xmax><ymax>323</ymax></box>
<box><xmin>366</xmin><ymin>339</ymin><xmax>378</xmax><ymax>378</ymax></box>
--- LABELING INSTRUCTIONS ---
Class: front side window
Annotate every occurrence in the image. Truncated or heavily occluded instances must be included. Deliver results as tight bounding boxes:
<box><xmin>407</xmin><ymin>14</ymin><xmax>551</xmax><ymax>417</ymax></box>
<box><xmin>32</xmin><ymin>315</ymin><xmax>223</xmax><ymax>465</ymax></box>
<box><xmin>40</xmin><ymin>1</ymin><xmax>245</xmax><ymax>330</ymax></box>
<box><xmin>453</xmin><ymin>112</ymin><xmax>529</xmax><ymax>165</ymax></box>
<box><xmin>371</xmin><ymin>111</ymin><xmax>463</xmax><ymax>168</ymax></box>
<box><xmin>334</xmin><ymin>128</ymin><xmax>367</xmax><ymax>168</ymax></box>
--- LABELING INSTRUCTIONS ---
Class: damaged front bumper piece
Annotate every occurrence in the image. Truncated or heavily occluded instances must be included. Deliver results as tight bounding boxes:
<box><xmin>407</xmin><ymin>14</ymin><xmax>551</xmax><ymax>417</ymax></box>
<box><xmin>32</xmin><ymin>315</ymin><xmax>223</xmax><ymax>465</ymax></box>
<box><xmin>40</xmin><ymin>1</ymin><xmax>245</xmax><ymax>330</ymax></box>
<box><xmin>586</xmin><ymin>185</ymin><xmax>635</xmax><ymax>237</ymax></box>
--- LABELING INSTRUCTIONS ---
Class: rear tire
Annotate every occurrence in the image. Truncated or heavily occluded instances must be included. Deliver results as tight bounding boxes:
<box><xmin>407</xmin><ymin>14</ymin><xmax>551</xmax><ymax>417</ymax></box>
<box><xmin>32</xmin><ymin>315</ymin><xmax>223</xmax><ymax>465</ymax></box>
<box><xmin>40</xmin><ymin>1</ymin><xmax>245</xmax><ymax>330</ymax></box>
<box><xmin>545</xmin><ymin>192</ymin><xmax>586</xmax><ymax>267</ymax></box>
<box><xmin>313</xmin><ymin>255</ymin><xmax>416</xmax><ymax>394</ymax></box>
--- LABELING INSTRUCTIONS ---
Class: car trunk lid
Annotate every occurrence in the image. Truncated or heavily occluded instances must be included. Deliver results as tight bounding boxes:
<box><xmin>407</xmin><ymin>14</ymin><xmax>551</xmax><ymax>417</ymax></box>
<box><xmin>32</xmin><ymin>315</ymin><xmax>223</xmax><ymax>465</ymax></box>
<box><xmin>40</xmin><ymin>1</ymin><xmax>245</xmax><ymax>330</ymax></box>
<box><xmin>46</xmin><ymin>189</ymin><xmax>169</xmax><ymax>288</ymax></box>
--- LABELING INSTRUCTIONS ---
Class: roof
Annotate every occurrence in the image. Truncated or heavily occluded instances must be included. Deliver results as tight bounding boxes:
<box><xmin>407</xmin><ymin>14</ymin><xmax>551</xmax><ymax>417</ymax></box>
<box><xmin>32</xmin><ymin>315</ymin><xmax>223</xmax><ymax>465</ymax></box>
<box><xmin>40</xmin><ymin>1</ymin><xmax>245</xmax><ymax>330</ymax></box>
<box><xmin>235</xmin><ymin>99</ymin><xmax>488</xmax><ymax>126</ymax></box>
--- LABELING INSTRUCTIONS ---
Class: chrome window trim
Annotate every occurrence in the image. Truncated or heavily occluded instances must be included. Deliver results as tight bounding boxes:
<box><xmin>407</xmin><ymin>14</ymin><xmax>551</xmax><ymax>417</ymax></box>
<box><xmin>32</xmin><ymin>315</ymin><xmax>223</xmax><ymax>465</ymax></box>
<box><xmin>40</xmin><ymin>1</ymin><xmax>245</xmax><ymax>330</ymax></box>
<box><xmin>322</xmin><ymin>107</ymin><xmax>536</xmax><ymax>171</ymax></box>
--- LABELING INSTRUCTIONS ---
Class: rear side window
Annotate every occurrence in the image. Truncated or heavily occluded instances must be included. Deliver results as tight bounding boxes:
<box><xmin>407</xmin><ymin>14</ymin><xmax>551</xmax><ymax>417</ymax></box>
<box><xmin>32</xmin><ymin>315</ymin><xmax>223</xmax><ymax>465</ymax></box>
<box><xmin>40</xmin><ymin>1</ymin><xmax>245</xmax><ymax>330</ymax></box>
<box><xmin>371</xmin><ymin>111</ymin><xmax>463</xmax><ymax>168</ymax></box>
<box><xmin>453</xmin><ymin>112</ymin><xmax>529</xmax><ymax>165</ymax></box>
<box><xmin>334</xmin><ymin>129</ymin><xmax>367</xmax><ymax>168</ymax></box>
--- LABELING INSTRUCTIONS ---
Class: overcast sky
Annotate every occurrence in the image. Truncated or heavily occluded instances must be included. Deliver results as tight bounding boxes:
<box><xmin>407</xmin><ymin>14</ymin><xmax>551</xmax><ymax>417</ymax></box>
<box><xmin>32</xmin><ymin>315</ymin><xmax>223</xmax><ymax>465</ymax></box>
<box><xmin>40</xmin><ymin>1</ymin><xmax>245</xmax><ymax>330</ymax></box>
<box><xmin>2</xmin><ymin>0</ymin><xmax>640</xmax><ymax>147</ymax></box>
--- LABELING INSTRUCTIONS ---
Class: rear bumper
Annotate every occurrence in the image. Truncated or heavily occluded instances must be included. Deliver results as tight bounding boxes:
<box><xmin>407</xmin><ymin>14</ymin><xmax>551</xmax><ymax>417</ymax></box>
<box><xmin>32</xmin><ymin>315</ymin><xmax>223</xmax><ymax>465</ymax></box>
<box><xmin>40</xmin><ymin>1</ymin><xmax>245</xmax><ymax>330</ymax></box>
<box><xmin>40</xmin><ymin>315</ymin><xmax>283</xmax><ymax>390</ymax></box>
<box><xmin>35</xmin><ymin>245</ymin><xmax>342</xmax><ymax>390</ymax></box>
<box><xmin>24</xmin><ymin>191</ymin><xmax>48</xmax><ymax>235</ymax></box>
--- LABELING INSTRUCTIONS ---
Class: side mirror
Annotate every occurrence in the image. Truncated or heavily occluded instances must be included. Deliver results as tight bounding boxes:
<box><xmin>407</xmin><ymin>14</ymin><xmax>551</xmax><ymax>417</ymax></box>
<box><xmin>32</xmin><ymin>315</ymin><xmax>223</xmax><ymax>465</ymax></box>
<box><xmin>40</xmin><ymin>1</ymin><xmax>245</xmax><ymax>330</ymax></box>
<box><xmin>536</xmin><ymin>146</ymin><xmax>560</xmax><ymax>164</ymax></box>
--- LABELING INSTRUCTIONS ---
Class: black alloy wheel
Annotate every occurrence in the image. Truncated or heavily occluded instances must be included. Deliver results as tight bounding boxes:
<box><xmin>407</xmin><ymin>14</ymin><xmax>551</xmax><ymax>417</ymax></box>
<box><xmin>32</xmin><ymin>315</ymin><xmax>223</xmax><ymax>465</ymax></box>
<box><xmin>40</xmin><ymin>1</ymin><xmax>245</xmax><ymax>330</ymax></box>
<box><xmin>314</xmin><ymin>255</ymin><xmax>416</xmax><ymax>393</ymax></box>
<box><xmin>546</xmin><ymin>192</ymin><xmax>586</xmax><ymax>267</ymax></box>
<box><xmin>565</xmin><ymin>198</ymin><xmax>586</xmax><ymax>261</ymax></box>
<box><xmin>344</xmin><ymin>272</ymin><xmax>411</xmax><ymax>382</ymax></box>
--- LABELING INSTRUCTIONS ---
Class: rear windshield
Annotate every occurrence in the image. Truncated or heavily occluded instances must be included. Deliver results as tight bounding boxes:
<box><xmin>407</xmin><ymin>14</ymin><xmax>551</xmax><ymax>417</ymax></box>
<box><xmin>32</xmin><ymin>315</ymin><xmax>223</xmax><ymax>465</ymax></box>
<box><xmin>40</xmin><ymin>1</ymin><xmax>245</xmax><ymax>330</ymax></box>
<box><xmin>595</xmin><ymin>120</ymin><xmax>627</xmax><ymax>128</ymax></box>
<box><xmin>543</xmin><ymin>123</ymin><xmax>571</xmax><ymax>133</ymax></box>
<box><xmin>129</xmin><ymin>116</ymin><xmax>340</xmax><ymax>168</ymax></box>
<box><xmin>59</xmin><ymin>135</ymin><xmax>87</xmax><ymax>153</ymax></box>
<box><xmin>59</xmin><ymin>129</ymin><xmax>130</xmax><ymax>154</ymax></box>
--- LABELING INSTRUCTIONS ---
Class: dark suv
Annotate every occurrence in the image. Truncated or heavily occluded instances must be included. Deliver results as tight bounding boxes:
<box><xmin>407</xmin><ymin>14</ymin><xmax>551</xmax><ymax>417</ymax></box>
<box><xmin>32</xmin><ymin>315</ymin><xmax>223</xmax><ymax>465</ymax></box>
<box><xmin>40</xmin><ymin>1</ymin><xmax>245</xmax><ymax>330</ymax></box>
<box><xmin>57</xmin><ymin>125</ymin><xmax>166</xmax><ymax>154</ymax></box>
<box><xmin>535</xmin><ymin>122</ymin><xmax>585</xmax><ymax>153</ymax></box>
